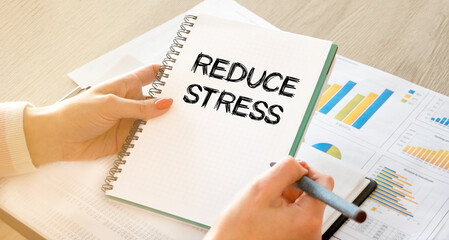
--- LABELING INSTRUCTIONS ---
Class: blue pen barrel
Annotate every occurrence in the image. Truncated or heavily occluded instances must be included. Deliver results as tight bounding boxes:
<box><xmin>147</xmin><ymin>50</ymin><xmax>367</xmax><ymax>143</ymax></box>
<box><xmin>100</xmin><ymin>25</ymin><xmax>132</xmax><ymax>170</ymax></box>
<box><xmin>295</xmin><ymin>176</ymin><xmax>366</xmax><ymax>223</ymax></box>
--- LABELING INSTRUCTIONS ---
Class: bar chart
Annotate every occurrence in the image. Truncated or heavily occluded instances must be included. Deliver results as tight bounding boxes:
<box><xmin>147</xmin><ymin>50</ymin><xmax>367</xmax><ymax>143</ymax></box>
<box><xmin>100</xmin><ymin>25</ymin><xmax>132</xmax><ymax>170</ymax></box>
<box><xmin>342</xmin><ymin>157</ymin><xmax>449</xmax><ymax>240</ymax></box>
<box><xmin>430</xmin><ymin>117</ymin><xmax>449</xmax><ymax>126</ymax></box>
<box><xmin>317</xmin><ymin>80</ymin><xmax>394</xmax><ymax>129</ymax></box>
<box><xmin>369</xmin><ymin>167</ymin><xmax>417</xmax><ymax>217</ymax></box>
<box><xmin>390</xmin><ymin>124</ymin><xmax>449</xmax><ymax>176</ymax></box>
<box><xmin>418</xmin><ymin>97</ymin><xmax>449</xmax><ymax>131</ymax></box>
<box><xmin>402</xmin><ymin>145</ymin><xmax>449</xmax><ymax>170</ymax></box>
<box><xmin>312</xmin><ymin>58</ymin><xmax>426</xmax><ymax>148</ymax></box>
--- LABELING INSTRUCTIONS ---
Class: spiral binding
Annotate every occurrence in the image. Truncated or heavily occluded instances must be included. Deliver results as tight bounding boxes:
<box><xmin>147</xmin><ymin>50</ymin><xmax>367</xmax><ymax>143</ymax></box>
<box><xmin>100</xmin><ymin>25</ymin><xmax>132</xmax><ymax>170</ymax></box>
<box><xmin>101</xmin><ymin>15</ymin><xmax>197</xmax><ymax>192</ymax></box>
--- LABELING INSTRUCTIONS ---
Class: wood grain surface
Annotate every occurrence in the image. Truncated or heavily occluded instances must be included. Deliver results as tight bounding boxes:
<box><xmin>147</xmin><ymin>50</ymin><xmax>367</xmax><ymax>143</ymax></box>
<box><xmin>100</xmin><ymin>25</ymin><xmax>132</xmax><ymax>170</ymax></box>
<box><xmin>1</xmin><ymin>0</ymin><xmax>448</xmax><ymax>238</ymax></box>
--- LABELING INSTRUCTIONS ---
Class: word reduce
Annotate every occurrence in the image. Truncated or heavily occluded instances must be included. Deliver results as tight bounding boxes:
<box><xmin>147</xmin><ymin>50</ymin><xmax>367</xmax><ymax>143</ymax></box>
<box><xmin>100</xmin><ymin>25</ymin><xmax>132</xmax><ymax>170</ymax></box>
<box><xmin>183</xmin><ymin>53</ymin><xmax>300</xmax><ymax>125</ymax></box>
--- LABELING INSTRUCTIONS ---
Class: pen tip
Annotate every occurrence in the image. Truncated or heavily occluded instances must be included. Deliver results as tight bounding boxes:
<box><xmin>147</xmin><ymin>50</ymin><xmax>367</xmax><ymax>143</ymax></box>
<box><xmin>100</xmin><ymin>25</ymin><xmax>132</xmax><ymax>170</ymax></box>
<box><xmin>355</xmin><ymin>210</ymin><xmax>367</xmax><ymax>223</ymax></box>
<box><xmin>269</xmin><ymin>162</ymin><xmax>276</xmax><ymax>167</ymax></box>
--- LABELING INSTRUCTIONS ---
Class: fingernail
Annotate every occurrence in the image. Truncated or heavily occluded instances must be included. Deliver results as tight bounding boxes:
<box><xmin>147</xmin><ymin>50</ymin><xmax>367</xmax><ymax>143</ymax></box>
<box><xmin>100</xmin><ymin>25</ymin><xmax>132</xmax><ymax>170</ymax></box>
<box><xmin>155</xmin><ymin>98</ymin><xmax>173</xmax><ymax>110</ymax></box>
<box><xmin>298</xmin><ymin>161</ymin><xmax>309</xmax><ymax>169</ymax></box>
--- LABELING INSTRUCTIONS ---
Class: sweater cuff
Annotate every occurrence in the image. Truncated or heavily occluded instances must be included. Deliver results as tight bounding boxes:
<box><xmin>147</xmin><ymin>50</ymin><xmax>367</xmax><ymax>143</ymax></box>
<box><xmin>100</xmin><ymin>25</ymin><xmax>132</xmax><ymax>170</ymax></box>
<box><xmin>0</xmin><ymin>102</ymin><xmax>37</xmax><ymax>177</ymax></box>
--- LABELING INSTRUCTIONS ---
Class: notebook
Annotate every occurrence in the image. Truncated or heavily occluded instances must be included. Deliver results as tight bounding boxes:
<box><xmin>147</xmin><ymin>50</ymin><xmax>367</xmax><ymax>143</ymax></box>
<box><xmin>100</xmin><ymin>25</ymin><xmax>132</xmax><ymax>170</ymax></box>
<box><xmin>101</xmin><ymin>14</ymin><xmax>372</xmax><ymax>233</ymax></box>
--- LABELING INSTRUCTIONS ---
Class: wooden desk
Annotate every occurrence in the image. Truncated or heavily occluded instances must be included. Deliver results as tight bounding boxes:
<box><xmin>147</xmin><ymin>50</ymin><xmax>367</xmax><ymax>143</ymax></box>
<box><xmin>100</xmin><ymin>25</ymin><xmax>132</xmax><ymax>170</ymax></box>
<box><xmin>1</xmin><ymin>0</ymin><xmax>448</xmax><ymax>238</ymax></box>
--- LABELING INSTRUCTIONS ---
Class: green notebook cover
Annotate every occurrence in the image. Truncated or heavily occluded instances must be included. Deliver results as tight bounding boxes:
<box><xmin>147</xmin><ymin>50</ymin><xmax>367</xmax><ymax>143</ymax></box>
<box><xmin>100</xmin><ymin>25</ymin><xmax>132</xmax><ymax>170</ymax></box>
<box><xmin>289</xmin><ymin>43</ymin><xmax>338</xmax><ymax>156</ymax></box>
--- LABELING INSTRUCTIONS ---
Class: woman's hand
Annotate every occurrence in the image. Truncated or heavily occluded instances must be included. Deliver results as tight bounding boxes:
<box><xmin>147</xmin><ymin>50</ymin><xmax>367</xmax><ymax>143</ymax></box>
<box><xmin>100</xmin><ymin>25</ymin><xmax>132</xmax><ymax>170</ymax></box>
<box><xmin>205</xmin><ymin>157</ymin><xmax>334</xmax><ymax>240</ymax></box>
<box><xmin>23</xmin><ymin>64</ymin><xmax>172</xmax><ymax>166</ymax></box>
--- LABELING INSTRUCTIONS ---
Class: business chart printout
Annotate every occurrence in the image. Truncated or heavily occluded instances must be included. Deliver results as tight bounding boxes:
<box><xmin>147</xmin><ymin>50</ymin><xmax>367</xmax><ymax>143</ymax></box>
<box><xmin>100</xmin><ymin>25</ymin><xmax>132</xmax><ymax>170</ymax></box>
<box><xmin>0</xmin><ymin>0</ymin><xmax>448</xmax><ymax>238</ymax></box>
<box><xmin>308</xmin><ymin>56</ymin><xmax>449</xmax><ymax>240</ymax></box>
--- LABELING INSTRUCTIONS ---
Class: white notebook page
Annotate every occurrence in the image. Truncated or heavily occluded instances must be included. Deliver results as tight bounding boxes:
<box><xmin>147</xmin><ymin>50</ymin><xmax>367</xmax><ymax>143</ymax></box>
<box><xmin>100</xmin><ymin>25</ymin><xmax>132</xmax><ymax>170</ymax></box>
<box><xmin>108</xmin><ymin>15</ymin><xmax>332</xmax><ymax>226</ymax></box>
<box><xmin>296</xmin><ymin>144</ymin><xmax>367</xmax><ymax>233</ymax></box>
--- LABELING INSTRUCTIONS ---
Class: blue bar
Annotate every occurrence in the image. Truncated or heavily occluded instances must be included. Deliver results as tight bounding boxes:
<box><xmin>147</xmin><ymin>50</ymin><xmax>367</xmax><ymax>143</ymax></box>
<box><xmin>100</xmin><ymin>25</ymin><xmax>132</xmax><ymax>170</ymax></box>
<box><xmin>441</xmin><ymin>118</ymin><xmax>447</xmax><ymax>124</ymax></box>
<box><xmin>319</xmin><ymin>81</ymin><xmax>356</xmax><ymax>114</ymax></box>
<box><xmin>381</xmin><ymin>170</ymin><xmax>398</xmax><ymax>179</ymax></box>
<box><xmin>371</xmin><ymin>194</ymin><xmax>408</xmax><ymax>210</ymax></box>
<box><xmin>431</xmin><ymin>118</ymin><xmax>436</xmax><ymax>121</ymax></box>
<box><xmin>378</xmin><ymin>176</ymin><xmax>403</xmax><ymax>188</ymax></box>
<box><xmin>408</xmin><ymin>90</ymin><xmax>415</xmax><ymax>94</ymax></box>
<box><xmin>384</xmin><ymin>167</ymin><xmax>396</xmax><ymax>173</ymax></box>
<box><xmin>369</xmin><ymin>197</ymin><xmax>413</xmax><ymax>217</ymax></box>
<box><xmin>377</xmin><ymin>188</ymin><xmax>398</xmax><ymax>198</ymax></box>
<box><xmin>352</xmin><ymin>89</ymin><xmax>394</xmax><ymax>129</ymax></box>
<box><xmin>377</xmin><ymin>185</ymin><xmax>405</xmax><ymax>197</ymax></box>
<box><xmin>375</xmin><ymin>179</ymin><xmax>394</xmax><ymax>188</ymax></box>
<box><xmin>436</xmin><ymin>118</ymin><xmax>441</xmax><ymax>123</ymax></box>
<box><xmin>445</xmin><ymin>120</ymin><xmax>449</xmax><ymax>126</ymax></box>
<box><xmin>373</xmin><ymin>191</ymin><xmax>398</xmax><ymax>202</ymax></box>
<box><xmin>379</xmin><ymin>172</ymin><xmax>392</xmax><ymax>179</ymax></box>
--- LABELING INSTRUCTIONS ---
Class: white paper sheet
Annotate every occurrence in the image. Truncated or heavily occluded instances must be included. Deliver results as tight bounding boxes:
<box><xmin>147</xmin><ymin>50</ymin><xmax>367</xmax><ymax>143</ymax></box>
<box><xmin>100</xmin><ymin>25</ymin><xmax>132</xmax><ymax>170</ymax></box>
<box><xmin>0</xmin><ymin>155</ymin><xmax>206</xmax><ymax>240</ymax></box>
<box><xmin>1</xmin><ymin>0</ymin><xmax>448</xmax><ymax>239</ymax></box>
<box><xmin>68</xmin><ymin>0</ymin><xmax>277</xmax><ymax>88</ymax></box>
<box><xmin>318</xmin><ymin>56</ymin><xmax>449</xmax><ymax>240</ymax></box>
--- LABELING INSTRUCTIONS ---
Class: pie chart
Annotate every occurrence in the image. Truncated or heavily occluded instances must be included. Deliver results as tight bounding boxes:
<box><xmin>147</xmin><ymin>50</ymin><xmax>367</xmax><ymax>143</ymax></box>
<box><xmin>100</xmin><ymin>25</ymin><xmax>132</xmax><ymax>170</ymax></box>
<box><xmin>312</xmin><ymin>143</ymin><xmax>342</xmax><ymax>160</ymax></box>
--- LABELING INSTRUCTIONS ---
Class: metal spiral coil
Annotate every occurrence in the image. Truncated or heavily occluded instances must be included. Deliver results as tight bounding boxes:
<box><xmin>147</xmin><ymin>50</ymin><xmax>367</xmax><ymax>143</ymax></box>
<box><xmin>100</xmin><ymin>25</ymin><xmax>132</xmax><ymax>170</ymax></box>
<box><xmin>101</xmin><ymin>15</ymin><xmax>197</xmax><ymax>192</ymax></box>
<box><xmin>150</xmin><ymin>14</ymin><xmax>197</xmax><ymax>98</ymax></box>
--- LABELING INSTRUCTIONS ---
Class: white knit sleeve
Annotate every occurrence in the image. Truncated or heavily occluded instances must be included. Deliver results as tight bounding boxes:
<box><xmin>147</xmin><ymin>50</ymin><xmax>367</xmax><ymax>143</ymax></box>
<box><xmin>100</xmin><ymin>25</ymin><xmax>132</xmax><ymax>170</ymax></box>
<box><xmin>0</xmin><ymin>102</ymin><xmax>37</xmax><ymax>177</ymax></box>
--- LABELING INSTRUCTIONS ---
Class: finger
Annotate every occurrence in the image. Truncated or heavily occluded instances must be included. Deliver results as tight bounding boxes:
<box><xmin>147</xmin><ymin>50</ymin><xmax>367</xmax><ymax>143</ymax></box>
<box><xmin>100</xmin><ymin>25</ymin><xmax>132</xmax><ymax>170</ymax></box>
<box><xmin>94</xmin><ymin>64</ymin><xmax>160</xmax><ymax>97</ymax></box>
<box><xmin>281</xmin><ymin>161</ymin><xmax>311</xmax><ymax>202</ymax></box>
<box><xmin>294</xmin><ymin>166</ymin><xmax>334</xmax><ymax>215</ymax></box>
<box><xmin>257</xmin><ymin>156</ymin><xmax>308</xmax><ymax>200</ymax></box>
<box><xmin>114</xmin><ymin>97</ymin><xmax>173</xmax><ymax>120</ymax></box>
<box><xmin>305</xmin><ymin>165</ymin><xmax>334</xmax><ymax>191</ymax></box>
<box><xmin>282</xmin><ymin>184</ymin><xmax>303</xmax><ymax>203</ymax></box>
<box><xmin>132</xmin><ymin>64</ymin><xmax>161</xmax><ymax>86</ymax></box>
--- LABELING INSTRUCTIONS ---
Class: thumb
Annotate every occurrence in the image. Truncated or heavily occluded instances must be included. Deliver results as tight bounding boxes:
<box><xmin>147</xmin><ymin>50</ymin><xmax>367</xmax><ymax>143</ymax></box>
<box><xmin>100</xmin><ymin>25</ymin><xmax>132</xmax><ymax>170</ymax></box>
<box><xmin>258</xmin><ymin>156</ymin><xmax>308</xmax><ymax>200</ymax></box>
<box><xmin>115</xmin><ymin>97</ymin><xmax>173</xmax><ymax>120</ymax></box>
<box><xmin>294</xmin><ymin>165</ymin><xmax>334</xmax><ymax>216</ymax></box>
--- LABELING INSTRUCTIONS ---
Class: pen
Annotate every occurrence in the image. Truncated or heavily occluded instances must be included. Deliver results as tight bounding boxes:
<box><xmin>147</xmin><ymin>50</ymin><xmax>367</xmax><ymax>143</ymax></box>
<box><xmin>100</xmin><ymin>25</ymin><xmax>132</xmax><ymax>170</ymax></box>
<box><xmin>270</xmin><ymin>162</ymin><xmax>367</xmax><ymax>223</ymax></box>
<box><xmin>57</xmin><ymin>85</ymin><xmax>91</xmax><ymax>102</ymax></box>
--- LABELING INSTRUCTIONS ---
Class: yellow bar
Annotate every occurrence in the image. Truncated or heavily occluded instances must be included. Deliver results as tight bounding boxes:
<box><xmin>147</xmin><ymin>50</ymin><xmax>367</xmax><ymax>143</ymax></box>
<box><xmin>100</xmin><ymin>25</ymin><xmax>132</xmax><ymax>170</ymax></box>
<box><xmin>417</xmin><ymin>148</ymin><xmax>427</xmax><ymax>158</ymax></box>
<box><xmin>426</xmin><ymin>151</ymin><xmax>437</xmax><ymax>162</ymax></box>
<box><xmin>422</xmin><ymin>150</ymin><xmax>432</xmax><ymax>161</ymax></box>
<box><xmin>376</xmin><ymin>184</ymin><xmax>414</xmax><ymax>199</ymax></box>
<box><xmin>369</xmin><ymin>196</ymin><xmax>412</xmax><ymax>215</ymax></box>
<box><xmin>343</xmin><ymin>92</ymin><xmax>378</xmax><ymax>125</ymax></box>
<box><xmin>402</xmin><ymin>189</ymin><xmax>413</xmax><ymax>195</ymax></box>
<box><xmin>376</xmin><ymin>184</ymin><xmax>415</xmax><ymax>200</ymax></box>
<box><xmin>389</xmin><ymin>178</ymin><xmax>404</xmax><ymax>187</ymax></box>
<box><xmin>445</xmin><ymin>159</ymin><xmax>449</xmax><ymax>170</ymax></box>
<box><xmin>334</xmin><ymin>94</ymin><xmax>365</xmax><ymax>121</ymax></box>
<box><xmin>317</xmin><ymin>84</ymin><xmax>342</xmax><ymax>110</ymax></box>
<box><xmin>404</xmin><ymin>94</ymin><xmax>412</xmax><ymax>99</ymax></box>
<box><xmin>368</xmin><ymin>197</ymin><xmax>410</xmax><ymax>216</ymax></box>
<box><xmin>383</xmin><ymin>168</ymin><xmax>408</xmax><ymax>180</ymax></box>
<box><xmin>439</xmin><ymin>154</ymin><xmax>449</xmax><ymax>168</ymax></box>
<box><xmin>381</xmin><ymin>171</ymin><xmax>410</xmax><ymax>186</ymax></box>
<box><xmin>403</xmin><ymin>145</ymin><xmax>411</xmax><ymax>152</ymax></box>
<box><xmin>412</xmin><ymin>147</ymin><xmax>422</xmax><ymax>157</ymax></box>
<box><xmin>435</xmin><ymin>150</ymin><xmax>449</xmax><ymax>166</ymax></box>
<box><xmin>396</xmin><ymin>178</ymin><xmax>412</xmax><ymax>186</ymax></box>
<box><xmin>407</xmin><ymin>147</ymin><xmax>416</xmax><ymax>155</ymax></box>
<box><xmin>398</xmin><ymin>195</ymin><xmax>419</xmax><ymax>205</ymax></box>
<box><xmin>431</xmin><ymin>150</ymin><xmax>444</xmax><ymax>164</ymax></box>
